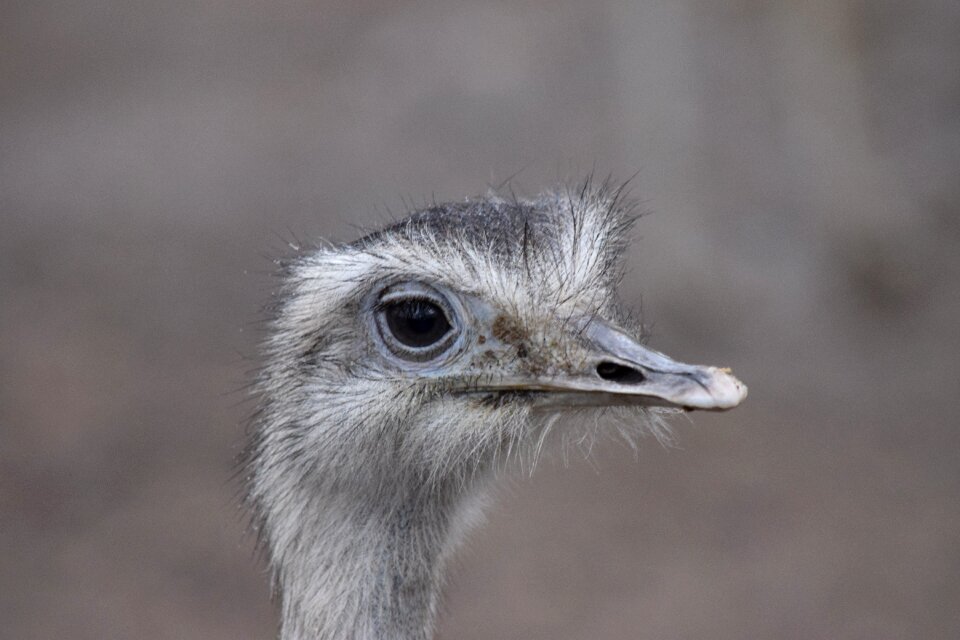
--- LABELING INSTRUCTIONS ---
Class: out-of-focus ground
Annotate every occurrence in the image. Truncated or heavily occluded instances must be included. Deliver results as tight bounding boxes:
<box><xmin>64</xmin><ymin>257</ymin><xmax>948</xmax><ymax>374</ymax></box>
<box><xmin>2</xmin><ymin>1</ymin><xmax>958</xmax><ymax>638</ymax></box>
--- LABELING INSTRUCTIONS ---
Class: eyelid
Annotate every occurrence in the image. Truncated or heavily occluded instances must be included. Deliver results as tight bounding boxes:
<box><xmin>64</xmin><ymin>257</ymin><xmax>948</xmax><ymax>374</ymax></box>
<box><xmin>380</xmin><ymin>288</ymin><xmax>441</xmax><ymax>302</ymax></box>
<box><xmin>378</xmin><ymin>288</ymin><xmax>453</xmax><ymax>320</ymax></box>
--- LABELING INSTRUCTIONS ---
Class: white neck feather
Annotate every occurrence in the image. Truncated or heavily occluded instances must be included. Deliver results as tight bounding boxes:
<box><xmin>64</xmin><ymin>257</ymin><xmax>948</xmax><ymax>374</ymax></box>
<box><xmin>269</xmin><ymin>467</ymin><xmax>492</xmax><ymax>640</ymax></box>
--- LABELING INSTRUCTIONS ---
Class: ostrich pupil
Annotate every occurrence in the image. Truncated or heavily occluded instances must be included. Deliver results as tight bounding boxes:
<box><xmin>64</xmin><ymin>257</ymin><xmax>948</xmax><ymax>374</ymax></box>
<box><xmin>385</xmin><ymin>299</ymin><xmax>451</xmax><ymax>348</ymax></box>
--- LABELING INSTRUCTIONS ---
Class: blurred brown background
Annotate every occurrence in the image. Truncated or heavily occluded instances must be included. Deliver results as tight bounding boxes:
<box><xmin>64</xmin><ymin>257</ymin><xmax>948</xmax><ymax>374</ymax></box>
<box><xmin>2</xmin><ymin>1</ymin><xmax>958</xmax><ymax>638</ymax></box>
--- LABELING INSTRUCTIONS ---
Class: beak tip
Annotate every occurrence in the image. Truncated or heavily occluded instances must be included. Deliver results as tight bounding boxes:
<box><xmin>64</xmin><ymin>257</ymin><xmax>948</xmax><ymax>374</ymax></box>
<box><xmin>679</xmin><ymin>367</ymin><xmax>748</xmax><ymax>411</ymax></box>
<box><xmin>704</xmin><ymin>367</ymin><xmax>748</xmax><ymax>410</ymax></box>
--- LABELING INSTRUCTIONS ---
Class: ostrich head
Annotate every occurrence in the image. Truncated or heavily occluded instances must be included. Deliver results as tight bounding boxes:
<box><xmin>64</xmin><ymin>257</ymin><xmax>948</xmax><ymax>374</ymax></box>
<box><xmin>248</xmin><ymin>183</ymin><xmax>747</xmax><ymax>640</ymax></box>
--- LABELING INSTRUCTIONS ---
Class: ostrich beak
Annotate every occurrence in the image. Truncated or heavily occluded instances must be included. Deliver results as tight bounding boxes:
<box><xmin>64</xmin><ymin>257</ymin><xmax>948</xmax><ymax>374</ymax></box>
<box><xmin>471</xmin><ymin>317</ymin><xmax>747</xmax><ymax>412</ymax></box>
<box><xmin>565</xmin><ymin>318</ymin><xmax>748</xmax><ymax>411</ymax></box>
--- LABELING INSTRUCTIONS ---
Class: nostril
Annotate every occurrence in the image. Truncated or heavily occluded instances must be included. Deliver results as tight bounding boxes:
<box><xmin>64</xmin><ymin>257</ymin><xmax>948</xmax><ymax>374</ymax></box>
<box><xmin>595</xmin><ymin>361</ymin><xmax>647</xmax><ymax>384</ymax></box>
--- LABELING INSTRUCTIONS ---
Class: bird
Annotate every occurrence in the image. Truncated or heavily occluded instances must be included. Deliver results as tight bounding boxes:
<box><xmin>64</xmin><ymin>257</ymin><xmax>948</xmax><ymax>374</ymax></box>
<box><xmin>246</xmin><ymin>180</ymin><xmax>747</xmax><ymax>640</ymax></box>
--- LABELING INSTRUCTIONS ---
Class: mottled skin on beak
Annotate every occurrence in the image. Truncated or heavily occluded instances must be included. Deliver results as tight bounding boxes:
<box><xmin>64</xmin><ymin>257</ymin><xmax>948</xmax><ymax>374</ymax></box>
<box><xmin>455</xmin><ymin>298</ymin><xmax>747</xmax><ymax>411</ymax></box>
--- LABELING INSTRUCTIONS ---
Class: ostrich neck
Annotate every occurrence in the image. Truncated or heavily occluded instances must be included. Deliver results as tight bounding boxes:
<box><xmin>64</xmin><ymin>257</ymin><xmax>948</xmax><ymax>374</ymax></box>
<box><xmin>275</xmin><ymin>473</ymin><xmax>488</xmax><ymax>640</ymax></box>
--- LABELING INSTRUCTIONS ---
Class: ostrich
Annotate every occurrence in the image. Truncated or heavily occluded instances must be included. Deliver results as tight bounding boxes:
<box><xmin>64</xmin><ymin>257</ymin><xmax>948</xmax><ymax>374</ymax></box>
<box><xmin>247</xmin><ymin>182</ymin><xmax>747</xmax><ymax>640</ymax></box>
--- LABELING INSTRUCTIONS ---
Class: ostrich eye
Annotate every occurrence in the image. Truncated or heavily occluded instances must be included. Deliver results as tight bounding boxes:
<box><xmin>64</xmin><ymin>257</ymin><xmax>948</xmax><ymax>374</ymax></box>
<box><xmin>373</xmin><ymin>283</ymin><xmax>461</xmax><ymax>363</ymax></box>
<box><xmin>383</xmin><ymin>299</ymin><xmax>451</xmax><ymax>348</ymax></box>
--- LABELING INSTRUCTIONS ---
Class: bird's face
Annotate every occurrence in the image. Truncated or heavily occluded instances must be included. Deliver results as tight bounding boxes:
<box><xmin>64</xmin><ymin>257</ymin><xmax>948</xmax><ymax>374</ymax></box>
<box><xmin>364</xmin><ymin>278</ymin><xmax>745</xmax><ymax>413</ymax></box>
<box><xmin>262</xmin><ymin>189</ymin><xmax>746</xmax><ymax>484</ymax></box>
